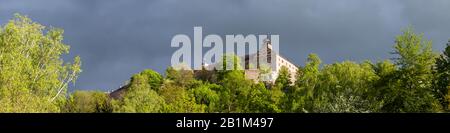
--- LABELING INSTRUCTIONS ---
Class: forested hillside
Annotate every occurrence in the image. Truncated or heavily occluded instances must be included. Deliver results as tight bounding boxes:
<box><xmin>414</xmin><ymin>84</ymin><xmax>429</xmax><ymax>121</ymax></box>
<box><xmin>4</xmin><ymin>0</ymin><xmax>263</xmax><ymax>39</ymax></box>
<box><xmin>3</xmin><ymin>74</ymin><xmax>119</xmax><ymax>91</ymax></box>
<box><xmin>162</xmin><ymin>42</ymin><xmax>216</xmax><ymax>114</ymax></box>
<box><xmin>1</xmin><ymin>14</ymin><xmax>449</xmax><ymax>113</ymax></box>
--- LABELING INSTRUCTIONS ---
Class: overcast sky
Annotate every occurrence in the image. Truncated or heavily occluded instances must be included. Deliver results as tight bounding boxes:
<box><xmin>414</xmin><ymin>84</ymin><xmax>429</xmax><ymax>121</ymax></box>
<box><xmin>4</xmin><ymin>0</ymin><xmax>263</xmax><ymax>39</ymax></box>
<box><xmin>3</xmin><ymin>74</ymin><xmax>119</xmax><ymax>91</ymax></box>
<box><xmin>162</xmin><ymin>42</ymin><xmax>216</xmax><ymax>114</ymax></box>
<box><xmin>1</xmin><ymin>0</ymin><xmax>450</xmax><ymax>92</ymax></box>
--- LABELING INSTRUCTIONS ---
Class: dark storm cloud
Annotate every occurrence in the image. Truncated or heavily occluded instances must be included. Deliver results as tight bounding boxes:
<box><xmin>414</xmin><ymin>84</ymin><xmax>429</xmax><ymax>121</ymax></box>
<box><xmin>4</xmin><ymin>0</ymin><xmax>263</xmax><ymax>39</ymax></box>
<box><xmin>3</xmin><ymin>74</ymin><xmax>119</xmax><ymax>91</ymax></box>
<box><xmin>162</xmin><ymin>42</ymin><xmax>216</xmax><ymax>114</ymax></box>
<box><xmin>1</xmin><ymin>0</ymin><xmax>450</xmax><ymax>91</ymax></box>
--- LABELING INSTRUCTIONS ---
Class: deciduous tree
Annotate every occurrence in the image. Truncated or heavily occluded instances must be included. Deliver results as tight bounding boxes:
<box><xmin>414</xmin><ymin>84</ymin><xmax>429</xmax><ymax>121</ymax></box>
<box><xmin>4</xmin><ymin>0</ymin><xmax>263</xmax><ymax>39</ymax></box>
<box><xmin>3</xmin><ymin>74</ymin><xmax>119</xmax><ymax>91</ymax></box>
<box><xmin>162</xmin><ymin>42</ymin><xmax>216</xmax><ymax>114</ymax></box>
<box><xmin>0</xmin><ymin>14</ymin><xmax>81</xmax><ymax>112</ymax></box>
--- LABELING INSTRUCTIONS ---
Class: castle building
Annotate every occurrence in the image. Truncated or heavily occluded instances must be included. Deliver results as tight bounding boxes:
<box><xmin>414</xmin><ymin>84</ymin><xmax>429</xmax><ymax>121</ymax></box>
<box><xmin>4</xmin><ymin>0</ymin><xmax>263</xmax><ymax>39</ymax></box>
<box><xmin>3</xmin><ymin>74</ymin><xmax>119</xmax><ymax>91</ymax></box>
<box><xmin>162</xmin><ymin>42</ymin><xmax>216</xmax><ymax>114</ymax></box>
<box><xmin>203</xmin><ymin>38</ymin><xmax>298</xmax><ymax>84</ymax></box>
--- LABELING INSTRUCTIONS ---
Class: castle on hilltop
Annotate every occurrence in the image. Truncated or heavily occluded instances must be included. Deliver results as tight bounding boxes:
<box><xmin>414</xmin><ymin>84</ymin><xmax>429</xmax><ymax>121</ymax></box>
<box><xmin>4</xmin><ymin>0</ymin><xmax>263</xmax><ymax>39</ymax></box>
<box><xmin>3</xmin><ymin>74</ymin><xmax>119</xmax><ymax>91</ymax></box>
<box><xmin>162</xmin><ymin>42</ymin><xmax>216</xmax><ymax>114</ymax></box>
<box><xmin>200</xmin><ymin>38</ymin><xmax>298</xmax><ymax>84</ymax></box>
<box><xmin>110</xmin><ymin>38</ymin><xmax>298</xmax><ymax>98</ymax></box>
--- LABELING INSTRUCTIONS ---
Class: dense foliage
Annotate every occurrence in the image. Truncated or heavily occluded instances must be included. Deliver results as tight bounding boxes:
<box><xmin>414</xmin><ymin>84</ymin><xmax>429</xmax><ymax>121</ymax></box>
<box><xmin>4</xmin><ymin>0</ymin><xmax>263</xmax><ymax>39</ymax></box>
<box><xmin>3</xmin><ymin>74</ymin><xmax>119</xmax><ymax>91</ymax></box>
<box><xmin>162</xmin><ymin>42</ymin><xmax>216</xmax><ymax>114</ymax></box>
<box><xmin>1</xmin><ymin>15</ymin><xmax>450</xmax><ymax>113</ymax></box>
<box><xmin>0</xmin><ymin>14</ymin><xmax>81</xmax><ymax>112</ymax></box>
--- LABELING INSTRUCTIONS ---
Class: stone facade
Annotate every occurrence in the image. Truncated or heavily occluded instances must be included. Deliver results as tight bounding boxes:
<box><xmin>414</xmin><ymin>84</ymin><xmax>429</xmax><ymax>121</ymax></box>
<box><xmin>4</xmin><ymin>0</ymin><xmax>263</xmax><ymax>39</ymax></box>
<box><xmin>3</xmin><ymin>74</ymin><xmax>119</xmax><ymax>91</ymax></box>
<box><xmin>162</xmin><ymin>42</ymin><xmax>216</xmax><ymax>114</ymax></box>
<box><xmin>203</xmin><ymin>38</ymin><xmax>298</xmax><ymax>84</ymax></box>
<box><xmin>244</xmin><ymin>38</ymin><xmax>297</xmax><ymax>83</ymax></box>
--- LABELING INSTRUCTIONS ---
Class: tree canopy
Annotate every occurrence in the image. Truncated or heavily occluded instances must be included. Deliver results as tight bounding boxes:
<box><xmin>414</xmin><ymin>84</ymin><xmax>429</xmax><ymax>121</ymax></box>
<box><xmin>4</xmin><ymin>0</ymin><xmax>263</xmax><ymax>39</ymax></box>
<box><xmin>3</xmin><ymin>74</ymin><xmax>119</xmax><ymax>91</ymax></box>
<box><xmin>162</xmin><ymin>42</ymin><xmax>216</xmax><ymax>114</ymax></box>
<box><xmin>0</xmin><ymin>14</ymin><xmax>81</xmax><ymax>112</ymax></box>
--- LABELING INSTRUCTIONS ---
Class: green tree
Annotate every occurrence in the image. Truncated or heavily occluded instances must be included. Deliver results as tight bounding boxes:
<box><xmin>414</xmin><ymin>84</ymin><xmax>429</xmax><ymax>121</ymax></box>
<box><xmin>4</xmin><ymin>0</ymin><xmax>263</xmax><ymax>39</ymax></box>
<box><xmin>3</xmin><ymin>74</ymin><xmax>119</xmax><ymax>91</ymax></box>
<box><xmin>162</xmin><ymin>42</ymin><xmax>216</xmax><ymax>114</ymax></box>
<box><xmin>159</xmin><ymin>82</ymin><xmax>204</xmax><ymax>113</ymax></box>
<box><xmin>217</xmin><ymin>53</ymin><xmax>242</xmax><ymax>71</ymax></box>
<box><xmin>165</xmin><ymin>66</ymin><xmax>194</xmax><ymax>87</ymax></box>
<box><xmin>433</xmin><ymin>40</ymin><xmax>450</xmax><ymax>111</ymax></box>
<box><xmin>380</xmin><ymin>27</ymin><xmax>441</xmax><ymax>112</ymax></box>
<box><xmin>240</xmin><ymin>83</ymin><xmax>279</xmax><ymax>113</ymax></box>
<box><xmin>268</xmin><ymin>85</ymin><xmax>285</xmax><ymax>113</ymax></box>
<box><xmin>275</xmin><ymin>66</ymin><xmax>292</xmax><ymax>88</ymax></box>
<box><xmin>0</xmin><ymin>14</ymin><xmax>81</xmax><ymax>112</ymax></box>
<box><xmin>140</xmin><ymin>69</ymin><xmax>163</xmax><ymax>91</ymax></box>
<box><xmin>315</xmin><ymin>61</ymin><xmax>378</xmax><ymax>112</ymax></box>
<box><xmin>370</xmin><ymin>60</ymin><xmax>397</xmax><ymax>112</ymax></box>
<box><xmin>63</xmin><ymin>90</ymin><xmax>112</xmax><ymax>113</ymax></box>
<box><xmin>112</xmin><ymin>71</ymin><xmax>165</xmax><ymax>113</ymax></box>
<box><xmin>258</xmin><ymin>63</ymin><xmax>272</xmax><ymax>82</ymax></box>
<box><xmin>291</xmin><ymin>53</ymin><xmax>321</xmax><ymax>112</ymax></box>
<box><xmin>218</xmin><ymin>70</ymin><xmax>252</xmax><ymax>112</ymax></box>
<box><xmin>275</xmin><ymin>66</ymin><xmax>293</xmax><ymax>112</ymax></box>
<box><xmin>189</xmin><ymin>82</ymin><xmax>220</xmax><ymax>112</ymax></box>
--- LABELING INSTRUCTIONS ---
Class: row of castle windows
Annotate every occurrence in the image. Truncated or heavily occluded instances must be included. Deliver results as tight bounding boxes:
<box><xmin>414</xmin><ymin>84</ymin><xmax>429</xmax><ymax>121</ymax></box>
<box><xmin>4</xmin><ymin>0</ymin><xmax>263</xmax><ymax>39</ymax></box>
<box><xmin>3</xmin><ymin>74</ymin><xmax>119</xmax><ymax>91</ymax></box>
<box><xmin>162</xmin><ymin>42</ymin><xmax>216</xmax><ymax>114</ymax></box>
<box><xmin>278</xmin><ymin>57</ymin><xmax>297</xmax><ymax>70</ymax></box>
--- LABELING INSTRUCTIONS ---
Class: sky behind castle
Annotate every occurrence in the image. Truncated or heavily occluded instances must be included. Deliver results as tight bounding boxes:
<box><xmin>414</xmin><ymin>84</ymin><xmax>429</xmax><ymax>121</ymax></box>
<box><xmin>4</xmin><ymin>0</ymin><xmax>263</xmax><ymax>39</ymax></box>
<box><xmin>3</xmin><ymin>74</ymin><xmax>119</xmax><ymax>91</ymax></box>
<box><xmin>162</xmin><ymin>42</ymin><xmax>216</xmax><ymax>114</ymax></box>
<box><xmin>1</xmin><ymin>0</ymin><xmax>450</xmax><ymax>91</ymax></box>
